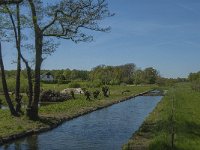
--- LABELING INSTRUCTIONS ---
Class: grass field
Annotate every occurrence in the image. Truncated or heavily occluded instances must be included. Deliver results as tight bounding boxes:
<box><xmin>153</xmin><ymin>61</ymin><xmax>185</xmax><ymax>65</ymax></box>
<box><xmin>0</xmin><ymin>84</ymin><xmax>155</xmax><ymax>139</ymax></box>
<box><xmin>123</xmin><ymin>83</ymin><xmax>200</xmax><ymax>150</ymax></box>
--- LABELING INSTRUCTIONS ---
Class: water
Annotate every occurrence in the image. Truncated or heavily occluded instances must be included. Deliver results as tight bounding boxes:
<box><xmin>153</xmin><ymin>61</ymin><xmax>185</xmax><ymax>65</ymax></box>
<box><xmin>1</xmin><ymin>96</ymin><xmax>162</xmax><ymax>150</ymax></box>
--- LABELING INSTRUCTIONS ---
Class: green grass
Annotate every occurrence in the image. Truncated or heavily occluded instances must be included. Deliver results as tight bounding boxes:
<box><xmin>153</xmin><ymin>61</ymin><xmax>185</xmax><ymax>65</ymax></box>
<box><xmin>123</xmin><ymin>83</ymin><xmax>200</xmax><ymax>150</ymax></box>
<box><xmin>0</xmin><ymin>110</ymin><xmax>45</xmax><ymax>137</ymax></box>
<box><xmin>0</xmin><ymin>84</ymin><xmax>155</xmax><ymax>139</ymax></box>
<box><xmin>40</xmin><ymin>85</ymin><xmax>155</xmax><ymax>116</ymax></box>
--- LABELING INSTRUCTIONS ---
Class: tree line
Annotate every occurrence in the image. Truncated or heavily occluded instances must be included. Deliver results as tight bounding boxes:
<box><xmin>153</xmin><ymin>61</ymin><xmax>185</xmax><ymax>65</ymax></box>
<box><xmin>3</xmin><ymin>63</ymin><xmax>160</xmax><ymax>85</ymax></box>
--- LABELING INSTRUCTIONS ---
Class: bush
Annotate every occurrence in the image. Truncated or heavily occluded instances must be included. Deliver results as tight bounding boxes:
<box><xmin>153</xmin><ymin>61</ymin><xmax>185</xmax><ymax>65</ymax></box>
<box><xmin>40</xmin><ymin>90</ymin><xmax>71</xmax><ymax>102</ymax></box>
<box><xmin>93</xmin><ymin>90</ymin><xmax>100</xmax><ymax>99</ymax></box>
<box><xmin>102</xmin><ymin>86</ymin><xmax>109</xmax><ymax>97</ymax></box>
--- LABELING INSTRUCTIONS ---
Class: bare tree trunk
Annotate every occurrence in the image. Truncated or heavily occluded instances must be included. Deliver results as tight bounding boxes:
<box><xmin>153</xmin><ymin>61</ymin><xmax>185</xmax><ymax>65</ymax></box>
<box><xmin>26</xmin><ymin>31</ymin><xmax>43</xmax><ymax>120</ymax></box>
<box><xmin>0</xmin><ymin>41</ymin><xmax>18</xmax><ymax>116</ymax></box>
<box><xmin>22</xmin><ymin>56</ymin><xmax>33</xmax><ymax>117</ymax></box>
<box><xmin>15</xmin><ymin>46</ymin><xmax>21</xmax><ymax>112</ymax></box>
<box><xmin>29</xmin><ymin>35</ymin><xmax>42</xmax><ymax>120</ymax></box>
<box><xmin>22</xmin><ymin>58</ymin><xmax>33</xmax><ymax>107</ymax></box>
<box><xmin>27</xmin><ymin>0</ymin><xmax>43</xmax><ymax>120</ymax></box>
<box><xmin>15</xmin><ymin>3</ymin><xmax>22</xmax><ymax>113</ymax></box>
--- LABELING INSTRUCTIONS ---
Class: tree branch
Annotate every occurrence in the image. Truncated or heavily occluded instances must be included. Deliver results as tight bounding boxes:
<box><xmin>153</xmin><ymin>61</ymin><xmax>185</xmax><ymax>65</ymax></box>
<box><xmin>0</xmin><ymin>0</ymin><xmax>22</xmax><ymax>5</ymax></box>
<box><xmin>4</xmin><ymin>4</ymin><xmax>19</xmax><ymax>45</ymax></box>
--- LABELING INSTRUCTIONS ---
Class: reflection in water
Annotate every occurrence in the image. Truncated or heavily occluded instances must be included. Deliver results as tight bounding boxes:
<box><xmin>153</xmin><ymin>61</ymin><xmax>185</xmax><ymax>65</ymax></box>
<box><xmin>1</xmin><ymin>96</ymin><xmax>162</xmax><ymax>150</ymax></box>
<box><xmin>26</xmin><ymin>135</ymin><xmax>38</xmax><ymax>150</ymax></box>
<box><xmin>2</xmin><ymin>135</ymin><xmax>38</xmax><ymax>150</ymax></box>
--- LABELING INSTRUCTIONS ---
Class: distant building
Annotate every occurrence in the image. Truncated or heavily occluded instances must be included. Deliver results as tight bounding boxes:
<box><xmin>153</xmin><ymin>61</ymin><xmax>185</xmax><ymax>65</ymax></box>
<box><xmin>40</xmin><ymin>72</ymin><xmax>54</xmax><ymax>82</ymax></box>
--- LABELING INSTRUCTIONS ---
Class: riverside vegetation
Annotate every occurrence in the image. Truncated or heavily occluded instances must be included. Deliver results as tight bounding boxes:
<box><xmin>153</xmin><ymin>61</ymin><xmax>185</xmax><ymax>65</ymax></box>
<box><xmin>0</xmin><ymin>84</ymin><xmax>155</xmax><ymax>141</ymax></box>
<box><xmin>123</xmin><ymin>83</ymin><xmax>200</xmax><ymax>150</ymax></box>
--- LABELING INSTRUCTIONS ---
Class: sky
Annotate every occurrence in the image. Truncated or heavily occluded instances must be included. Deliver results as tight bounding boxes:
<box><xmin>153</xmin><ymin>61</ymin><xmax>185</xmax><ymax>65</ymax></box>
<box><xmin>1</xmin><ymin>0</ymin><xmax>200</xmax><ymax>78</ymax></box>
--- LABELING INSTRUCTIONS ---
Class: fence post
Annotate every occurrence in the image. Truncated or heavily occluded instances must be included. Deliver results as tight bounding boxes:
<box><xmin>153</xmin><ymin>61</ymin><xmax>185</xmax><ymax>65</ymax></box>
<box><xmin>171</xmin><ymin>88</ymin><xmax>175</xmax><ymax>149</ymax></box>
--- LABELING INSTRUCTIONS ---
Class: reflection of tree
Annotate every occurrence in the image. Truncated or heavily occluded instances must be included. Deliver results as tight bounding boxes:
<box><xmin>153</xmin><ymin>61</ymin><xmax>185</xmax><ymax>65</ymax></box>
<box><xmin>26</xmin><ymin>135</ymin><xmax>38</xmax><ymax>150</ymax></box>
<box><xmin>14</xmin><ymin>141</ymin><xmax>22</xmax><ymax>150</ymax></box>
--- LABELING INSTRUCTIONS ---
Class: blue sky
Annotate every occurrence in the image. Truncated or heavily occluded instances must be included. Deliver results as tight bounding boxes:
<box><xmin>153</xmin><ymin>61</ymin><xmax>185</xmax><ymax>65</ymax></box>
<box><xmin>2</xmin><ymin>0</ymin><xmax>200</xmax><ymax>78</ymax></box>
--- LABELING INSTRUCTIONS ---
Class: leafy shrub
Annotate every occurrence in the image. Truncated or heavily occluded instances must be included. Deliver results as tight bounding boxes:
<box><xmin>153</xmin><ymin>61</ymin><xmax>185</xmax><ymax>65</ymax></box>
<box><xmin>40</xmin><ymin>90</ymin><xmax>71</xmax><ymax>102</ymax></box>
<box><xmin>102</xmin><ymin>86</ymin><xmax>109</xmax><ymax>97</ymax></box>
<box><xmin>84</xmin><ymin>90</ymin><xmax>91</xmax><ymax>100</ymax></box>
<box><xmin>93</xmin><ymin>90</ymin><xmax>100</xmax><ymax>99</ymax></box>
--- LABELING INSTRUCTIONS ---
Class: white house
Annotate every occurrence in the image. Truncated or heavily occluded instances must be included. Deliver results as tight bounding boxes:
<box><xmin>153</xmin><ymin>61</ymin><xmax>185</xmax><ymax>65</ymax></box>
<box><xmin>40</xmin><ymin>72</ymin><xmax>54</xmax><ymax>82</ymax></box>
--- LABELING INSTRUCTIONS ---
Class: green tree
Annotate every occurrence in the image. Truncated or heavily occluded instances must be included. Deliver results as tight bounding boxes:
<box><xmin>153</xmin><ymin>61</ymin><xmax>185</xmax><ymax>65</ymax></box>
<box><xmin>188</xmin><ymin>72</ymin><xmax>200</xmax><ymax>81</ymax></box>
<box><xmin>133</xmin><ymin>69</ymin><xmax>144</xmax><ymax>85</ymax></box>
<box><xmin>143</xmin><ymin>67</ymin><xmax>159</xmax><ymax>84</ymax></box>
<box><xmin>63</xmin><ymin>69</ymin><xmax>71</xmax><ymax>80</ymax></box>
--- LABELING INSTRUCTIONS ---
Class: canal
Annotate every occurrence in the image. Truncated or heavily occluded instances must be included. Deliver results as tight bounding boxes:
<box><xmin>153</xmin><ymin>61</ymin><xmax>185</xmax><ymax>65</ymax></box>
<box><xmin>1</xmin><ymin>96</ymin><xmax>162</xmax><ymax>150</ymax></box>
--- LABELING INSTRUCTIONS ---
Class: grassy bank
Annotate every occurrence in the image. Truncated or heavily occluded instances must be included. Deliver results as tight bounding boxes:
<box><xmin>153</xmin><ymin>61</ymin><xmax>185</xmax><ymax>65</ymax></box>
<box><xmin>0</xmin><ymin>85</ymin><xmax>155</xmax><ymax>144</ymax></box>
<box><xmin>123</xmin><ymin>83</ymin><xmax>200</xmax><ymax>150</ymax></box>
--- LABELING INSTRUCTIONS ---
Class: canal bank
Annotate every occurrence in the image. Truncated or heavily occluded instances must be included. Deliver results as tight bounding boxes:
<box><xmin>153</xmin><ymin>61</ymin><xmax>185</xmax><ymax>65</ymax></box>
<box><xmin>0</xmin><ymin>87</ymin><xmax>154</xmax><ymax>146</ymax></box>
<box><xmin>1</xmin><ymin>94</ymin><xmax>162</xmax><ymax>150</ymax></box>
<box><xmin>123</xmin><ymin>83</ymin><xmax>200</xmax><ymax>150</ymax></box>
